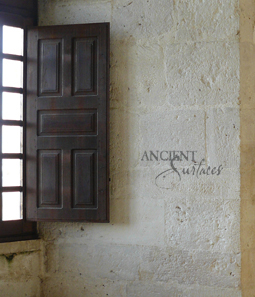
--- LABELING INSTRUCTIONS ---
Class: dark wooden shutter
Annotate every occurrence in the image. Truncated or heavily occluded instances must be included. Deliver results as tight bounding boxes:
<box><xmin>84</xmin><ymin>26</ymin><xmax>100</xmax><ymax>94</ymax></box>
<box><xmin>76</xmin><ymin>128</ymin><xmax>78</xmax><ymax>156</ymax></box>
<box><xmin>26</xmin><ymin>23</ymin><xmax>109</xmax><ymax>222</ymax></box>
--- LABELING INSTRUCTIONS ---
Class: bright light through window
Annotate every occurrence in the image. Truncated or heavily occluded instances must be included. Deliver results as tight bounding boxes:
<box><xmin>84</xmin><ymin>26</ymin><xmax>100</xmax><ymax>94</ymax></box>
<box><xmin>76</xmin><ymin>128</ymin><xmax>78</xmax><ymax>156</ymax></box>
<box><xmin>2</xmin><ymin>159</ymin><xmax>22</xmax><ymax>187</ymax></box>
<box><xmin>2</xmin><ymin>125</ymin><xmax>22</xmax><ymax>153</ymax></box>
<box><xmin>2</xmin><ymin>59</ymin><xmax>23</xmax><ymax>88</ymax></box>
<box><xmin>1</xmin><ymin>25</ymin><xmax>24</xmax><ymax>221</ymax></box>
<box><xmin>2</xmin><ymin>192</ymin><xmax>22</xmax><ymax>221</ymax></box>
<box><xmin>3</xmin><ymin>25</ymin><xmax>23</xmax><ymax>56</ymax></box>
<box><xmin>2</xmin><ymin>92</ymin><xmax>22</xmax><ymax>120</ymax></box>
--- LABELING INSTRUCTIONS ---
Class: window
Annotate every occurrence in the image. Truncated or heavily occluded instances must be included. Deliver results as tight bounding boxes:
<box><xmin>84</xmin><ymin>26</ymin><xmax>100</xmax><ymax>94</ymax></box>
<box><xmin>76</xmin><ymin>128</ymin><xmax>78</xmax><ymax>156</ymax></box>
<box><xmin>0</xmin><ymin>6</ymin><xmax>37</xmax><ymax>242</ymax></box>
<box><xmin>1</xmin><ymin>25</ymin><xmax>24</xmax><ymax>222</ymax></box>
<box><xmin>0</xmin><ymin>2</ymin><xmax>109</xmax><ymax>242</ymax></box>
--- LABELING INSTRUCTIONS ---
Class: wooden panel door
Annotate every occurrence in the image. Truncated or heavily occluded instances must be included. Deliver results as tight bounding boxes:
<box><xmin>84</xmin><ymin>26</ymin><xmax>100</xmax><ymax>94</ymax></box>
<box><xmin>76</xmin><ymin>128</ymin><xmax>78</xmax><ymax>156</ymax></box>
<box><xmin>26</xmin><ymin>23</ymin><xmax>109</xmax><ymax>221</ymax></box>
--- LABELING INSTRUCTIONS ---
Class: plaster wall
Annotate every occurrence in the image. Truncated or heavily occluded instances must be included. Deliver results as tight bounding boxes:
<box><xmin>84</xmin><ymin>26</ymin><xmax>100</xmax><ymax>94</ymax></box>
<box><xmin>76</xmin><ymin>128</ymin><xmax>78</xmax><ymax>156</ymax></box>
<box><xmin>38</xmin><ymin>0</ymin><xmax>241</xmax><ymax>296</ymax></box>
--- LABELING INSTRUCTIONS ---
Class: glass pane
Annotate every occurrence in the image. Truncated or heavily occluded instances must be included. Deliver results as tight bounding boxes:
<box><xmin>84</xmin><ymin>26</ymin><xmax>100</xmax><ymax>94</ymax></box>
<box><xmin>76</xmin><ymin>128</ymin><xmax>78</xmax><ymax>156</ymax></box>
<box><xmin>3</xmin><ymin>26</ymin><xmax>24</xmax><ymax>56</ymax></box>
<box><xmin>2</xmin><ymin>192</ymin><xmax>22</xmax><ymax>221</ymax></box>
<box><xmin>2</xmin><ymin>59</ymin><xmax>23</xmax><ymax>88</ymax></box>
<box><xmin>2</xmin><ymin>125</ymin><xmax>22</xmax><ymax>153</ymax></box>
<box><xmin>2</xmin><ymin>92</ymin><xmax>22</xmax><ymax>120</ymax></box>
<box><xmin>2</xmin><ymin>159</ymin><xmax>22</xmax><ymax>187</ymax></box>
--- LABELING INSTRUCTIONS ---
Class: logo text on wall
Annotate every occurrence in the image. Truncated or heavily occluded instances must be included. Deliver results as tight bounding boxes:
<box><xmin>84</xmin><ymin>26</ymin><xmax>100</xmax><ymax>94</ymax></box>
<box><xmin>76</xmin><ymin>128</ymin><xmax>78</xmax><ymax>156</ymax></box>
<box><xmin>141</xmin><ymin>150</ymin><xmax>223</xmax><ymax>187</ymax></box>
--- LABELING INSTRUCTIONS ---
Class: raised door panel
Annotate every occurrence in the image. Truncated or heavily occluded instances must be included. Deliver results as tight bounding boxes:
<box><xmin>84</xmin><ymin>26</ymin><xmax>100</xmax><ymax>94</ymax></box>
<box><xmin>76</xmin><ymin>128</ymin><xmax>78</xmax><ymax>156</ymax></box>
<box><xmin>72</xmin><ymin>150</ymin><xmax>97</xmax><ymax>208</ymax></box>
<box><xmin>38</xmin><ymin>109</ymin><xmax>97</xmax><ymax>136</ymax></box>
<box><xmin>73</xmin><ymin>38</ymin><xmax>97</xmax><ymax>95</ymax></box>
<box><xmin>38</xmin><ymin>150</ymin><xmax>61</xmax><ymax>208</ymax></box>
<box><xmin>38</xmin><ymin>39</ymin><xmax>62</xmax><ymax>96</ymax></box>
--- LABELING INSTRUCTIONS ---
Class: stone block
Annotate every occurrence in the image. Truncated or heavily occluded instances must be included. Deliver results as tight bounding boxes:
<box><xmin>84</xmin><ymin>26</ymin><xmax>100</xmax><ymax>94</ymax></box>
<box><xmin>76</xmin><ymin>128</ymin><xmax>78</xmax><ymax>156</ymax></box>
<box><xmin>110</xmin><ymin>168</ymin><xmax>164</xmax><ymax>200</ymax></box>
<box><xmin>207</xmin><ymin>108</ymin><xmax>240</xmax><ymax>168</ymax></box>
<box><xmin>110</xmin><ymin>39</ymin><xmax>167</xmax><ymax>111</ymax></box>
<box><xmin>183</xmin><ymin>285</ymin><xmax>242</xmax><ymax>297</ymax></box>
<box><xmin>112</xmin><ymin>0</ymin><xmax>239</xmax><ymax>43</ymax></box>
<box><xmin>42</xmin><ymin>276</ymin><xmax>127</xmax><ymax>297</ymax></box>
<box><xmin>57</xmin><ymin>243</ymin><xmax>141</xmax><ymax>281</ymax></box>
<box><xmin>112</xmin><ymin>0</ymin><xmax>174</xmax><ymax>41</ymax></box>
<box><xmin>126</xmin><ymin>281</ymin><xmax>182</xmax><ymax>297</ymax></box>
<box><xmin>139</xmin><ymin>110</ymin><xmax>206</xmax><ymax>166</ymax></box>
<box><xmin>4</xmin><ymin>251</ymin><xmax>41</xmax><ymax>279</ymax></box>
<box><xmin>39</xmin><ymin>0</ymin><xmax>111</xmax><ymax>26</ymax></box>
<box><xmin>165</xmin><ymin>42</ymin><xmax>239</xmax><ymax>106</ymax></box>
<box><xmin>172</xmin><ymin>0</ymin><xmax>239</xmax><ymax>43</ymax></box>
<box><xmin>154</xmin><ymin>166</ymin><xmax>240</xmax><ymax>201</ymax></box>
<box><xmin>126</xmin><ymin>282</ymin><xmax>242</xmax><ymax>297</ymax></box>
<box><xmin>111</xmin><ymin>166</ymin><xmax>240</xmax><ymax>201</ymax></box>
<box><xmin>0</xmin><ymin>239</ymin><xmax>42</xmax><ymax>255</ymax></box>
<box><xmin>0</xmin><ymin>278</ymin><xmax>41</xmax><ymax>297</ymax></box>
<box><xmin>165</xmin><ymin>197</ymin><xmax>240</xmax><ymax>253</ymax></box>
<box><xmin>139</xmin><ymin>246</ymin><xmax>240</xmax><ymax>288</ymax></box>
<box><xmin>110</xmin><ymin>109</ymin><xmax>141</xmax><ymax>172</ymax></box>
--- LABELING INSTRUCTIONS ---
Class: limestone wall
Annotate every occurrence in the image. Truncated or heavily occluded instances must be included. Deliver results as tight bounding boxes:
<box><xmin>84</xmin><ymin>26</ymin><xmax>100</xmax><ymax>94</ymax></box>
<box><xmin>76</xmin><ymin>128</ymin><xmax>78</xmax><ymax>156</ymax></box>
<box><xmin>38</xmin><ymin>1</ymin><xmax>241</xmax><ymax>296</ymax></box>
<box><xmin>0</xmin><ymin>240</ymin><xmax>43</xmax><ymax>297</ymax></box>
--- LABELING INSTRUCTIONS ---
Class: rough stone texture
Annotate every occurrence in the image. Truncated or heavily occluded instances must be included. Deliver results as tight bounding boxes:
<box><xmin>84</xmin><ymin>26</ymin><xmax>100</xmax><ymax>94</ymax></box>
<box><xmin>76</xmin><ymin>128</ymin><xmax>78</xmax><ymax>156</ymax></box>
<box><xmin>39</xmin><ymin>0</ymin><xmax>111</xmax><ymax>25</ymax></box>
<box><xmin>42</xmin><ymin>276</ymin><xmax>127</xmax><ymax>297</ymax></box>
<box><xmin>140</xmin><ymin>110</ymin><xmax>206</xmax><ymax>162</ymax></box>
<box><xmin>170</xmin><ymin>0</ymin><xmax>239</xmax><ymax>43</ymax></box>
<box><xmin>164</xmin><ymin>42</ymin><xmax>240</xmax><ymax>107</ymax></box>
<box><xmin>165</xmin><ymin>198</ymin><xmax>240</xmax><ymax>253</ymax></box>
<box><xmin>111</xmin><ymin>0</ymin><xmax>239</xmax><ymax>43</ymax></box>
<box><xmin>38</xmin><ymin>0</ymin><xmax>241</xmax><ymax>296</ymax></box>
<box><xmin>207</xmin><ymin>107</ymin><xmax>240</xmax><ymax>168</ymax></box>
<box><xmin>0</xmin><ymin>279</ymin><xmax>41</xmax><ymax>297</ymax></box>
<box><xmin>127</xmin><ymin>282</ymin><xmax>242</xmax><ymax>297</ymax></box>
<box><xmin>139</xmin><ymin>247</ymin><xmax>240</xmax><ymax>287</ymax></box>
<box><xmin>110</xmin><ymin>39</ymin><xmax>168</xmax><ymax>111</ymax></box>
<box><xmin>0</xmin><ymin>240</ymin><xmax>43</xmax><ymax>297</ymax></box>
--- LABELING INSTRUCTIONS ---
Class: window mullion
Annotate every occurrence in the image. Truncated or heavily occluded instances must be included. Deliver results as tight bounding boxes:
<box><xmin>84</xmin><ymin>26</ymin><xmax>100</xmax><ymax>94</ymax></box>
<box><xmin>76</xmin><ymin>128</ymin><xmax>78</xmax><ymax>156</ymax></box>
<box><xmin>0</xmin><ymin>53</ymin><xmax>23</xmax><ymax>61</ymax></box>
<box><xmin>0</xmin><ymin>87</ymin><xmax>23</xmax><ymax>93</ymax></box>
<box><xmin>0</xmin><ymin>24</ymin><xmax>3</xmax><ymax>222</ymax></box>
<box><xmin>0</xmin><ymin>119</ymin><xmax>23</xmax><ymax>126</ymax></box>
